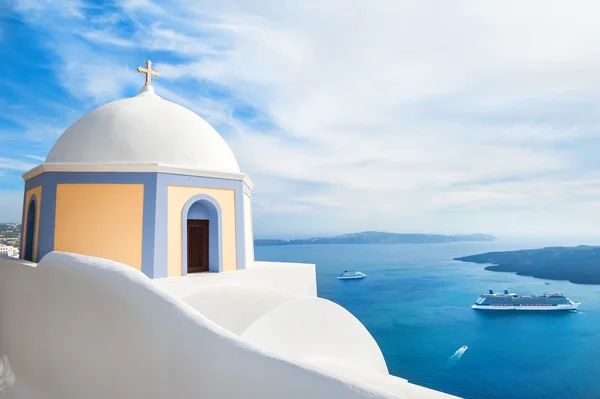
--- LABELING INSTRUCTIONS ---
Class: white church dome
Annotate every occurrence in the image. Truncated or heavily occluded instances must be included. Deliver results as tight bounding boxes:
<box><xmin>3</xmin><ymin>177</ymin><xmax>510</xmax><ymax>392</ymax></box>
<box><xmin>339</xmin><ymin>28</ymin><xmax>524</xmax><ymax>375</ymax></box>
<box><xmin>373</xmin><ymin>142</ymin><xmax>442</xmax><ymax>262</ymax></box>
<box><xmin>46</xmin><ymin>86</ymin><xmax>241</xmax><ymax>174</ymax></box>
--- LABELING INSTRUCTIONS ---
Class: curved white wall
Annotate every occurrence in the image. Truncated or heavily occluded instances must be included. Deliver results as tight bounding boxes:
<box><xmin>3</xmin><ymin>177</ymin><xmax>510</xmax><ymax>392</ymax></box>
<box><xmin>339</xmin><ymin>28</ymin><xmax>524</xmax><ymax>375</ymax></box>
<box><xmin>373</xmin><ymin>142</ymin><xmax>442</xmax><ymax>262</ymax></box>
<box><xmin>157</xmin><ymin>260</ymin><xmax>317</xmax><ymax>299</ymax></box>
<box><xmin>241</xmin><ymin>297</ymin><xmax>389</xmax><ymax>375</ymax></box>
<box><xmin>180</xmin><ymin>285</ymin><xmax>294</xmax><ymax>335</ymax></box>
<box><xmin>0</xmin><ymin>252</ymin><xmax>439</xmax><ymax>399</ymax></box>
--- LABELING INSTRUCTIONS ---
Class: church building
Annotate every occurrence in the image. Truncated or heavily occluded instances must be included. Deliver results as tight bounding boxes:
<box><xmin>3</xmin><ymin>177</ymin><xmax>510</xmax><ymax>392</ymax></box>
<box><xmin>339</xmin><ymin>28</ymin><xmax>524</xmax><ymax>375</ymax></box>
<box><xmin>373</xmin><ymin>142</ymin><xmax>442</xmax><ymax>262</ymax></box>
<box><xmin>19</xmin><ymin>60</ymin><xmax>255</xmax><ymax>278</ymax></box>
<box><xmin>6</xmin><ymin>60</ymin><xmax>459</xmax><ymax>399</ymax></box>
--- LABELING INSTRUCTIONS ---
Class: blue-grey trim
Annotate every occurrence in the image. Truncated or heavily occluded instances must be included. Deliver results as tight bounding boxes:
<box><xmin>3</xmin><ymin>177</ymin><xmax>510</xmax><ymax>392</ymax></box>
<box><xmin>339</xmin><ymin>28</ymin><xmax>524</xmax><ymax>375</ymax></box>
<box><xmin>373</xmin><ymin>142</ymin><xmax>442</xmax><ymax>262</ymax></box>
<box><xmin>153</xmin><ymin>174</ymin><xmax>169</xmax><ymax>278</ymax></box>
<box><xmin>181</xmin><ymin>194</ymin><xmax>223</xmax><ymax>274</ymax></box>
<box><xmin>156</xmin><ymin>172</ymin><xmax>249</xmax><ymax>272</ymax></box>
<box><xmin>157</xmin><ymin>173</ymin><xmax>240</xmax><ymax>191</ymax></box>
<box><xmin>188</xmin><ymin>202</ymin><xmax>210</xmax><ymax>218</ymax></box>
<box><xmin>24</xmin><ymin>173</ymin><xmax>46</xmax><ymax>191</ymax></box>
<box><xmin>141</xmin><ymin>174</ymin><xmax>158</xmax><ymax>278</ymax></box>
<box><xmin>22</xmin><ymin>172</ymin><xmax>158</xmax><ymax>276</ymax></box>
<box><xmin>37</xmin><ymin>179</ymin><xmax>56</xmax><ymax>263</ymax></box>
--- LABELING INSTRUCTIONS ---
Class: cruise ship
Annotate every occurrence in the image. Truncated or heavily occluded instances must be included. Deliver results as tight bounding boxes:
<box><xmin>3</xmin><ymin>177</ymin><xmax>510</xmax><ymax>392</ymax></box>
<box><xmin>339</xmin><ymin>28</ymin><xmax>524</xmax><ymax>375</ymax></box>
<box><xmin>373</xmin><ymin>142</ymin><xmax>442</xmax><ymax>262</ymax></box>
<box><xmin>338</xmin><ymin>271</ymin><xmax>366</xmax><ymax>280</ymax></box>
<box><xmin>472</xmin><ymin>290</ymin><xmax>580</xmax><ymax>311</ymax></box>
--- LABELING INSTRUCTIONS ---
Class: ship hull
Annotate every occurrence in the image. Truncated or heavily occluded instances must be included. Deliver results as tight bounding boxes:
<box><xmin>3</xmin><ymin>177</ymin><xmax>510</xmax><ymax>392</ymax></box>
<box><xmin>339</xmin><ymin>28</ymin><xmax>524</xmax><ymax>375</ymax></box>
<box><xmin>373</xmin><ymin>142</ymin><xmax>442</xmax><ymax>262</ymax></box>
<box><xmin>337</xmin><ymin>275</ymin><xmax>365</xmax><ymax>280</ymax></box>
<box><xmin>472</xmin><ymin>302</ymin><xmax>579</xmax><ymax>311</ymax></box>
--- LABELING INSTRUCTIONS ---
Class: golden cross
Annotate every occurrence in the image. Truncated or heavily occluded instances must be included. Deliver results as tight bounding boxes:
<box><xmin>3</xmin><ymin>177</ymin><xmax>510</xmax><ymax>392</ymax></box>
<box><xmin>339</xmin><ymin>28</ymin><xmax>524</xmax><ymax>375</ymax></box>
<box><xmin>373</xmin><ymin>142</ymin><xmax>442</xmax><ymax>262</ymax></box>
<box><xmin>137</xmin><ymin>60</ymin><xmax>160</xmax><ymax>86</ymax></box>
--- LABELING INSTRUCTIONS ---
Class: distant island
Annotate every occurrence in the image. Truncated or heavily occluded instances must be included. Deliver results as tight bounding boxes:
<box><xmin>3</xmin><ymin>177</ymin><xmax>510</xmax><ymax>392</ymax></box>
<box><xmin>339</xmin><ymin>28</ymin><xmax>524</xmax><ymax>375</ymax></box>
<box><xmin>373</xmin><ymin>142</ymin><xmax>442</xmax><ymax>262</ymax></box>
<box><xmin>255</xmin><ymin>231</ymin><xmax>496</xmax><ymax>246</ymax></box>
<box><xmin>455</xmin><ymin>245</ymin><xmax>600</xmax><ymax>285</ymax></box>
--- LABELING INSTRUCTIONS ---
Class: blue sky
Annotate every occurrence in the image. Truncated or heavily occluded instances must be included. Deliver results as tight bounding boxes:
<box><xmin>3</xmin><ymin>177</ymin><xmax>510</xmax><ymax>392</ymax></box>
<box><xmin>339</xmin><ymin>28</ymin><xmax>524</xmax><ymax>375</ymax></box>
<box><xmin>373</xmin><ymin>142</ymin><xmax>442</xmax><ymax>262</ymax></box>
<box><xmin>2</xmin><ymin>0</ymin><xmax>600</xmax><ymax>238</ymax></box>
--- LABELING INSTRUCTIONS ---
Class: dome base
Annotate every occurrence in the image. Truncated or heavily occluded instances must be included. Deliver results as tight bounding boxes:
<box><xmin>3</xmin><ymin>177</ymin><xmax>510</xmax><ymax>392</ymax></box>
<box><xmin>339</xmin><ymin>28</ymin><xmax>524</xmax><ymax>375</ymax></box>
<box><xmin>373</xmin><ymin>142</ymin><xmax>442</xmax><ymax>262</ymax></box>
<box><xmin>22</xmin><ymin>162</ymin><xmax>254</xmax><ymax>190</ymax></box>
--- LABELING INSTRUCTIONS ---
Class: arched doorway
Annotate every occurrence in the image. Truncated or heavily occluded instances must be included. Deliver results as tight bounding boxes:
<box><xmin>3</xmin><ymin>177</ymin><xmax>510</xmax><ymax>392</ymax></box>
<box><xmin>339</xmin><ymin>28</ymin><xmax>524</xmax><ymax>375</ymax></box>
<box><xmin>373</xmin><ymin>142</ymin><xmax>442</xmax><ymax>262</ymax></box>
<box><xmin>23</xmin><ymin>198</ymin><xmax>36</xmax><ymax>262</ymax></box>
<box><xmin>182</xmin><ymin>195</ymin><xmax>222</xmax><ymax>274</ymax></box>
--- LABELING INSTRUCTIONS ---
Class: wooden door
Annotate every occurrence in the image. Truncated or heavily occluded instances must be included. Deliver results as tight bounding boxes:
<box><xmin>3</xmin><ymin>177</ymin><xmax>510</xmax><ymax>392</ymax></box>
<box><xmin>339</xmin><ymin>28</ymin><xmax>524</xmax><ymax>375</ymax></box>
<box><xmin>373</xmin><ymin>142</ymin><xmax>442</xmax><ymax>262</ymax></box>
<box><xmin>187</xmin><ymin>219</ymin><xmax>209</xmax><ymax>273</ymax></box>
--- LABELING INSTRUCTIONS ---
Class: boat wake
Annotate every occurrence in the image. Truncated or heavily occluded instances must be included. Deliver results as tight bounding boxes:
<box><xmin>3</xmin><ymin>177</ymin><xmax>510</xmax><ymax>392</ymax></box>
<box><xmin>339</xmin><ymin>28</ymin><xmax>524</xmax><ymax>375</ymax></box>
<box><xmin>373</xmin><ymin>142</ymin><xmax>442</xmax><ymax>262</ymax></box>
<box><xmin>449</xmin><ymin>345</ymin><xmax>468</xmax><ymax>361</ymax></box>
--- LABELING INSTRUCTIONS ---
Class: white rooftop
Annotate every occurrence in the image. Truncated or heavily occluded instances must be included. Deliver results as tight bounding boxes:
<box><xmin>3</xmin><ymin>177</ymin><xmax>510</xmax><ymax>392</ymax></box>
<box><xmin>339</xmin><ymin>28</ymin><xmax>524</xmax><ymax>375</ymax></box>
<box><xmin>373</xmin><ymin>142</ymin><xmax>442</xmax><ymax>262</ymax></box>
<box><xmin>45</xmin><ymin>85</ymin><xmax>241</xmax><ymax>174</ymax></box>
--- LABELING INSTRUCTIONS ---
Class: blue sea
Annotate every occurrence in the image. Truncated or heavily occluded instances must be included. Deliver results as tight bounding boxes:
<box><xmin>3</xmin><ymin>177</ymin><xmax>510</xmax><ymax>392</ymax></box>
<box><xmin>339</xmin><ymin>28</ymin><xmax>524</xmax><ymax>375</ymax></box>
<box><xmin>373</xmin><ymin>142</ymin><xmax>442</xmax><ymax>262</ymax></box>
<box><xmin>255</xmin><ymin>237</ymin><xmax>600</xmax><ymax>399</ymax></box>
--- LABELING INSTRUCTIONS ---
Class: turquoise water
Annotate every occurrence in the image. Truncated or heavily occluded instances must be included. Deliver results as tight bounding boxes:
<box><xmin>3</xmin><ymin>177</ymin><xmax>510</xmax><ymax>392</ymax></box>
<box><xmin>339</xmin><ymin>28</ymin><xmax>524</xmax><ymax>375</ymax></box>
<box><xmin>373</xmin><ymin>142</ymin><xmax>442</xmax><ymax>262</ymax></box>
<box><xmin>255</xmin><ymin>238</ymin><xmax>600</xmax><ymax>399</ymax></box>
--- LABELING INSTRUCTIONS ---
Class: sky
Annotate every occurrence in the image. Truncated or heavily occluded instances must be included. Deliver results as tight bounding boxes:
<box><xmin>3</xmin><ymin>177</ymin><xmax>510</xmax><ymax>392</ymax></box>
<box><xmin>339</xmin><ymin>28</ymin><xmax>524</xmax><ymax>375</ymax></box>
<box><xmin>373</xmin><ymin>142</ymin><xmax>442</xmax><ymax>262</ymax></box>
<box><xmin>2</xmin><ymin>1</ymin><xmax>600</xmax><ymax>238</ymax></box>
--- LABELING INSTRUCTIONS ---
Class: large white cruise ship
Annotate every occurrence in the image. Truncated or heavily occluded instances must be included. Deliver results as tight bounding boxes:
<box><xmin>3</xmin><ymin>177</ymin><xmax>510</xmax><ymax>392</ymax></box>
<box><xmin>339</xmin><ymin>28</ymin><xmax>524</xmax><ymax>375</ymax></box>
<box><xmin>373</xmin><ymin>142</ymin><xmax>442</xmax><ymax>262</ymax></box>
<box><xmin>472</xmin><ymin>290</ymin><xmax>580</xmax><ymax>311</ymax></box>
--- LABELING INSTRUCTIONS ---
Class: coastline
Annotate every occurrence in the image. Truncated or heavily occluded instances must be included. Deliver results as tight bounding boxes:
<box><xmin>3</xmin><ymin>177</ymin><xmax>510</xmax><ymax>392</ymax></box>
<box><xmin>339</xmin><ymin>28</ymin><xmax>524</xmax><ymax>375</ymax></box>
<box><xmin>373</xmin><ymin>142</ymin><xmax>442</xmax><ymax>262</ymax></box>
<box><xmin>455</xmin><ymin>245</ymin><xmax>600</xmax><ymax>285</ymax></box>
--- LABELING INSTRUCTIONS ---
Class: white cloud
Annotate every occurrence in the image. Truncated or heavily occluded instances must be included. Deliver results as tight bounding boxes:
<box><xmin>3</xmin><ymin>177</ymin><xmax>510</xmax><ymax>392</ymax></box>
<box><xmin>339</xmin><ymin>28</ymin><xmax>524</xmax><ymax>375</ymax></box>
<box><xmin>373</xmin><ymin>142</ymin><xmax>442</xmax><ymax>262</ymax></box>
<box><xmin>14</xmin><ymin>0</ymin><xmax>85</xmax><ymax>19</ymax></box>
<box><xmin>0</xmin><ymin>157</ymin><xmax>37</xmax><ymax>172</ymax></box>
<box><xmin>23</xmin><ymin>154</ymin><xmax>46</xmax><ymax>161</ymax></box>
<box><xmin>57</xmin><ymin>54</ymin><xmax>140</xmax><ymax>103</ymax></box>
<box><xmin>80</xmin><ymin>30</ymin><xmax>136</xmax><ymax>48</ymax></box>
<box><xmin>10</xmin><ymin>0</ymin><xmax>600</xmax><ymax>236</ymax></box>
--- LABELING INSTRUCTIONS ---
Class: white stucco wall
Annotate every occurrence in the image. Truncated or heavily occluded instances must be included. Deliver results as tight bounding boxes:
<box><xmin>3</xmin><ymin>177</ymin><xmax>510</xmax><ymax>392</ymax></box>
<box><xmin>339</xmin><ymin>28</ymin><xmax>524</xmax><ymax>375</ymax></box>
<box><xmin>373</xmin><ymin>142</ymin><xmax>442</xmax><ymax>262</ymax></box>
<box><xmin>180</xmin><ymin>286</ymin><xmax>295</xmax><ymax>335</ymax></box>
<box><xmin>0</xmin><ymin>253</ymin><xmax>460</xmax><ymax>399</ymax></box>
<box><xmin>156</xmin><ymin>260</ymin><xmax>317</xmax><ymax>298</ymax></box>
<box><xmin>241</xmin><ymin>297</ymin><xmax>389</xmax><ymax>375</ymax></box>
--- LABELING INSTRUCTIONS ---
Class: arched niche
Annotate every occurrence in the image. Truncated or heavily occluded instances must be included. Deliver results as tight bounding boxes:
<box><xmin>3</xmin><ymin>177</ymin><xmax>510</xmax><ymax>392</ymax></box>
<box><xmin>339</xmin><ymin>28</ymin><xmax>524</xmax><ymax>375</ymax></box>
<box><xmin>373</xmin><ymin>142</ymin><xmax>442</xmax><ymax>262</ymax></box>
<box><xmin>23</xmin><ymin>195</ymin><xmax>37</xmax><ymax>262</ymax></box>
<box><xmin>181</xmin><ymin>194</ymin><xmax>223</xmax><ymax>274</ymax></box>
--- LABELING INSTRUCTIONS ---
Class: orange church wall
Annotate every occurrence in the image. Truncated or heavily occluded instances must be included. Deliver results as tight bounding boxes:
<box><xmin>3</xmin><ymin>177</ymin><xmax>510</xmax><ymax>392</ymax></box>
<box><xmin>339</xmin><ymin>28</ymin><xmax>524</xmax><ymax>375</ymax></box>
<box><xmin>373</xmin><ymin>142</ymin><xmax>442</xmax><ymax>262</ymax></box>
<box><xmin>22</xmin><ymin>185</ymin><xmax>42</xmax><ymax>262</ymax></box>
<box><xmin>54</xmin><ymin>184</ymin><xmax>144</xmax><ymax>270</ymax></box>
<box><xmin>167</xmin><ymin>186</ymin><xmax>237</xmax><ymax>277</ymax></box>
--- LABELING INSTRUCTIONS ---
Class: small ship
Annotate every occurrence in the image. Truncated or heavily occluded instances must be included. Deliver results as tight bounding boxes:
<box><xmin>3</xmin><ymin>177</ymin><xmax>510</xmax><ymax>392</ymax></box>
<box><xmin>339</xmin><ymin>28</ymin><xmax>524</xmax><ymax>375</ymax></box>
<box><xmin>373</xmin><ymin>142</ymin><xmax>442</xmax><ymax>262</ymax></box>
<box><xmin>472</xmin><ymin>290</ymin><xmax>580</xmax><ymax>311</ymax></box>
